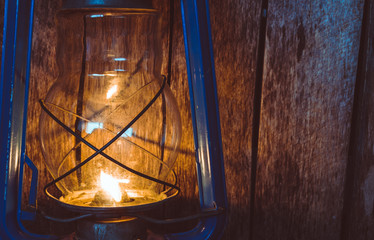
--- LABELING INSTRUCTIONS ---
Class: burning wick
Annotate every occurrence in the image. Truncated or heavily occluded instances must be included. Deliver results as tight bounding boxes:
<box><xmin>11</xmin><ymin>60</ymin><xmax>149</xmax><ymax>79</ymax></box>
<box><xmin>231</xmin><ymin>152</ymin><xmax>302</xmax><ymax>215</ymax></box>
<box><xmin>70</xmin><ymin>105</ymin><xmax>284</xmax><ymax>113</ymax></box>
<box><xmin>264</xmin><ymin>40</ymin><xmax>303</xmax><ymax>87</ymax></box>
<box><xmin>100</xmin><ymin>171</ymin><xmax>122</xmax><ymax>202</ymax></box>
<box><xmin>91</xmin><ymin>171</ymin><xmax>131</xmax><ymax>206</ymax></box>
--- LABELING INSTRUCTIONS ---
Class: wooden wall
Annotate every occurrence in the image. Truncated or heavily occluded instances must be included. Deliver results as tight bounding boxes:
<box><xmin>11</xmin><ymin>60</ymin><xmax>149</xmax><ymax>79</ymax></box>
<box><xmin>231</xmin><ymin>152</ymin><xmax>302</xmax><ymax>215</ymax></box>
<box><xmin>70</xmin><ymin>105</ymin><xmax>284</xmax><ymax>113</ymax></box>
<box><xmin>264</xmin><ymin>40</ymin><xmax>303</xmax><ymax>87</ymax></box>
<box><xmin>253</xmin><ymin>0</ymin><xmax>364</xmax><ymax>239</ymax></box>
<box><xmin>341</xmin><ymin>0</ymin><xmax>374</xmax><ymax>239</ymax></box>
<box><xmin>3</xmin><ymin>0</ymin><xmax>370</xmax><ymax>239</ymax></box>
<box><xmin>209</xmin><ymin>0</ymin><xmax>261</xmax><ymax>238</ymax></box>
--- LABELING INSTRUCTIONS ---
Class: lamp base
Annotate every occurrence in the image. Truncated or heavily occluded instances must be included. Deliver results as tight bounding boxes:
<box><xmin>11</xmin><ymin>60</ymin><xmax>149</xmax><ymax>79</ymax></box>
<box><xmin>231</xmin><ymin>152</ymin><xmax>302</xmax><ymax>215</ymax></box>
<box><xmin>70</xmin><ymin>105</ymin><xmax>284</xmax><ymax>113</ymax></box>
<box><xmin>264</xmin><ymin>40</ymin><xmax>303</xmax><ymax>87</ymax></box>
<box><xmin>75</xmin><ymin>216</ymin><xmax>147</xmax><ymax>240</ymax></box>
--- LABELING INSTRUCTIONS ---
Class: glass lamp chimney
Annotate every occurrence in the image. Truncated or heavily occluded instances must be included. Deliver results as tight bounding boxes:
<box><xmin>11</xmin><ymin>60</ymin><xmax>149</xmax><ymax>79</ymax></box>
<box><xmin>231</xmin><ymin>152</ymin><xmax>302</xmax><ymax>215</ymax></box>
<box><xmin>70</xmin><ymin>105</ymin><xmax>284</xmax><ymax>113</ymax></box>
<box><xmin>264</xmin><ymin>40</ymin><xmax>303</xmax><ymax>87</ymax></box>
<box><xmin>39</xmin><ymin>6</ymin><xmax>181</xmax><ymax>208</ymax></box>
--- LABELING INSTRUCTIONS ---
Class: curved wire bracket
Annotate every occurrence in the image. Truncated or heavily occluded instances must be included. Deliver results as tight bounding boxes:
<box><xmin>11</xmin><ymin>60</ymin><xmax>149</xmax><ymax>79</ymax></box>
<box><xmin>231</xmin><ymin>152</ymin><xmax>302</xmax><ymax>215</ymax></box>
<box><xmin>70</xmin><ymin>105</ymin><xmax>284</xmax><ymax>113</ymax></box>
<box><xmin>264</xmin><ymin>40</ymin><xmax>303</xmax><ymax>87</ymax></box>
<box><xmin>40</xmin><ymin>76</ymin><xmax>180</xmax><ymax>213</ymax></box>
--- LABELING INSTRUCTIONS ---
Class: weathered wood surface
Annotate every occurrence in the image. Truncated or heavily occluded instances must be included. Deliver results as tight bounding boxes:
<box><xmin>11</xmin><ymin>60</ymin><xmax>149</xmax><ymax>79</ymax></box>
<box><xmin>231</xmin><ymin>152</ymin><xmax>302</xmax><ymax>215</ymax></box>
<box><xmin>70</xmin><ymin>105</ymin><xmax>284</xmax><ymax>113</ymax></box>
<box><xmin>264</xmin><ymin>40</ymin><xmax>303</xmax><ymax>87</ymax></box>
<box><xmin>208</xmin><ymin>0</ymin><xmax>261</xmax><ymax>238</ymax></box>
<box><xmin>129</xmin><ymin>2</ymin><xmax>205</xmax><ymax>234</ymax></box>
<box><xmin>342</xmin><ymin>0</ymin><xmax>374</xmax><ymax>239</ymax></box>
<box><xmin>155</xmin><ymin>0</ymin><xmax>200</xmax><ymax>227</ymax></box>
<box><xmin>253</xmin><ymin>1</ymin><xmax>364</xmax><ymax>240</ymax></box>
<box><xmin>26</xmin><ymin>0</ymin><xmax>62</xmax><ymax>202</ymax></box>
<box><xmin>24</xmin><ymin>0</ymin><xmax>73</xmax><ymax>235</ymax></box>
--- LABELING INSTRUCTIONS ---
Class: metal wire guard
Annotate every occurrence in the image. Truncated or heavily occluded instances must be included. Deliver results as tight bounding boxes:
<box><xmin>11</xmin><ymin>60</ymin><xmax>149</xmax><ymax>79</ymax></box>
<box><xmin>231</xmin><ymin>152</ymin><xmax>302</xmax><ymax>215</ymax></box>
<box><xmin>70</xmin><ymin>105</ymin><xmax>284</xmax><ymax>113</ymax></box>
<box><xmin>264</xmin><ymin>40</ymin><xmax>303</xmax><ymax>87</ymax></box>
<box><xmin>40</xmin><ymin>76</ymin><xmax>180</xmax><ymax>215</ymax></box>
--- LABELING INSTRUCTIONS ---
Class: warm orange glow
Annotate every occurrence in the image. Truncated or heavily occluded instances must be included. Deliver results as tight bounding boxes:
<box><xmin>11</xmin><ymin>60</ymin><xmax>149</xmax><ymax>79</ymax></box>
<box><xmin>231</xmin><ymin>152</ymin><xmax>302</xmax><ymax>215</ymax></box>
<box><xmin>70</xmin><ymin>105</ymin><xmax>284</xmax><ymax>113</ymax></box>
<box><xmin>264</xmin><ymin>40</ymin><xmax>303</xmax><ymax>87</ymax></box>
<box><xmin>100</xmin><ymin>171</ymin><xmax>122</xmax><ymax>202</ymax></box>
<box><xmin>106</xmin><ymin>85</ymin><xmax>118</xmax><ymax>99</ymax></box>
<box><xmin>126</xmin><ymin>190</ymin><xmax>140</xmax><ymax>198</ymax></box>
<box><xmin>117</xmin><ymin>178</ymin><xmax>130</xmax><ymax>184</ymax></box>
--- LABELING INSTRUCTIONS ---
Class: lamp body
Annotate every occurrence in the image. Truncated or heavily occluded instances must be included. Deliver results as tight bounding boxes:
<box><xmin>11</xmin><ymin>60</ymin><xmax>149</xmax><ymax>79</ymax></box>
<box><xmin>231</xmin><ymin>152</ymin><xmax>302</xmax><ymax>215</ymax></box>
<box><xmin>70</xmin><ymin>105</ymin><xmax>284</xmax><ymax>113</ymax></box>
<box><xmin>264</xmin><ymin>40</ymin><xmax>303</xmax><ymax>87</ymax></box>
<box><xmin>0</xmin><ymin>0</ymin><xmax>227</xmax><ymax>239</ymax></box>
<box><xmin>40</xmin><ymin>8</ymin><xmax>181</xmax><ymax>208</ymax></box>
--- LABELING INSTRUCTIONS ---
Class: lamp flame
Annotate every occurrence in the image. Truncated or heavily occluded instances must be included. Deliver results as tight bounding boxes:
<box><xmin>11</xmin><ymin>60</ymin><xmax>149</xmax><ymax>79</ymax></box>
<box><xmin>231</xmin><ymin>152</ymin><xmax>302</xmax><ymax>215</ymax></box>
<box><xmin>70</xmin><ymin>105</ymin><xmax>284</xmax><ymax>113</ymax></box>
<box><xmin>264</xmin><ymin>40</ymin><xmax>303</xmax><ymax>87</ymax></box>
<box><xmin>100</xmin><ymin>171</ymin><xmax>122</xmax><ymax>202</ymax></box>
<box><xmin>106</xmin><ymin>85</ymin><xmax>118</xmax><ymax>99</ymax></box>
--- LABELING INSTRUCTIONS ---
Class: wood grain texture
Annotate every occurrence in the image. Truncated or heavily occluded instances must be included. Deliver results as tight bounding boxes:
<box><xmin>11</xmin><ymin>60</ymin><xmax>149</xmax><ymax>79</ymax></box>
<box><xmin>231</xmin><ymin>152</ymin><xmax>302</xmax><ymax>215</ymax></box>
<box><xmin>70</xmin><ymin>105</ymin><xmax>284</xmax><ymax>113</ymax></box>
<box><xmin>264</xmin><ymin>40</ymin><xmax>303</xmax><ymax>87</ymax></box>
<box><xmin>253</xmin><ymin>1</ymin><xmax>364</xmax><ymax>239</ymax></box>
<box><xmin>153</xmin><ymin>0</ymin><xmax>171</xmax><ymax>76</ymax></box>
<box><xmin>163</xmin><ymin>0</ymin><xmax>200</xmax><ymax>218</ymax></box>
<box><xmin>26</xmin><ymin>0</ymin><xmax>62</xmax><ymax>200</ymax></box>
<box><xmin>342</xmin><ymin>0</ymin><xmax>374</xmax><ymax>239</ymax></box>
<box><xmin>23</xmin><ymin>0</ymin><xmax>74</xmax><ymax>235</ymax></box>
<box><xmin>208</xmin><ymin>0</ymin><xmax>261</xmax><ymax>238</ymax></box>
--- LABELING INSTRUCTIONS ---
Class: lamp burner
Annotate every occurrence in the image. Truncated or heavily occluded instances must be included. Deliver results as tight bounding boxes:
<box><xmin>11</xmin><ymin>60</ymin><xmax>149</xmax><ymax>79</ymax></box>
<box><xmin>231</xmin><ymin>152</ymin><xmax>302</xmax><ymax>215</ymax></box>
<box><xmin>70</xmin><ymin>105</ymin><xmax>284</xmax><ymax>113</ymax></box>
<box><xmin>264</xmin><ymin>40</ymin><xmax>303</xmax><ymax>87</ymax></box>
<box><xmin>75</xmin><ymin>216</ymin><xmax>146</xmax><ymax>240</ymax></box>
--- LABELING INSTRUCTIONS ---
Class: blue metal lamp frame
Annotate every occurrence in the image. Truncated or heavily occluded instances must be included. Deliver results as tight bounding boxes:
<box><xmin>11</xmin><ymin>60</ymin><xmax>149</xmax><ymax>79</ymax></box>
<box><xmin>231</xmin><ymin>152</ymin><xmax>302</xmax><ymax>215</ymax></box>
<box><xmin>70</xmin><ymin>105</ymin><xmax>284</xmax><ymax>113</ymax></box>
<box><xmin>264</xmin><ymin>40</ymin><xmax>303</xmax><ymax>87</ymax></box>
<box><xmin>0</xmin><ymin>0</ymin><xmax>227</xmax><ymax>239</ymax></box>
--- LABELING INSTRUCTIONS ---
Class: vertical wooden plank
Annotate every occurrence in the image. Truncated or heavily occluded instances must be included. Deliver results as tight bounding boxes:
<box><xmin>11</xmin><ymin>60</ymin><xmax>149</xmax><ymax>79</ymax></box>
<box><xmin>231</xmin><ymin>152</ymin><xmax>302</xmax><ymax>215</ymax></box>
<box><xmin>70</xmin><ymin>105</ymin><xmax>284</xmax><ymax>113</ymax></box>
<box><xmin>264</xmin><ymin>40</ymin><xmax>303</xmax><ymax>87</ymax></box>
<box><xmin>253</xmin><ymin>1</ymin><xmax>364</xmax><ymax>239</ymax></box>
<box><xmin>26</xmin><ymin>0</ymin><xmax>62</xmax><ymax>202</ymax></box>
<box><xmin>153</xmin><ymin>0</ymin><xmax>170</xmax><ymax>77</ymax></box>
<box><xmin>24</xmin><ymin>0</ymin><xmax>73</xmax><ymax>235</ymax></box>
<box><xmin>148</xmin><ymin>3</ymin><xmax>201</xmax><ymax>232</ymax></box>
<box><xmin>164</xmin><ymin>0</ymin><xmax>200</xmax><ymax>219</ymax></box>
<box><xmin>343</xmin><ymin>0</ymin><xmax>374</xmax><ymax>239</ymax></box>
<box><xmin>208</xmin><ymin>0</ymin><xmax>261</xmax><ymax>238</ymax></box>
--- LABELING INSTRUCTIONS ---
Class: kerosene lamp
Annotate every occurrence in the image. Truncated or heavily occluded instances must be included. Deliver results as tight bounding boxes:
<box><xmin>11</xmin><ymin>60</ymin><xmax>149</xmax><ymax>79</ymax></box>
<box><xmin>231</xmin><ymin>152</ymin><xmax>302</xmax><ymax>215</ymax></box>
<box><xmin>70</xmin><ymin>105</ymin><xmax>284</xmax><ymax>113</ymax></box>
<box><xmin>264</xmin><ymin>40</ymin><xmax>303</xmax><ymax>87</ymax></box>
<box><xmin>0</xmin><ymin>0</ymin><xmax>227</xmax><ymax>239</ymax></box>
